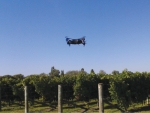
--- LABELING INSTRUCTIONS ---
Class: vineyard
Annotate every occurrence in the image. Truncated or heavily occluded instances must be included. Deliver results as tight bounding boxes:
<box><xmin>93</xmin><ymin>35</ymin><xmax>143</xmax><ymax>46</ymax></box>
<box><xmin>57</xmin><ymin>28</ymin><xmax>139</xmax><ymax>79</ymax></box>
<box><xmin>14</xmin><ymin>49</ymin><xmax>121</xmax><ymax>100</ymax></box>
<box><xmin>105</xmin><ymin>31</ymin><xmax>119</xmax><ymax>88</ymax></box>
<box><xmin>0</xmin><ymin>69</ymin><xmax>150</xmax><ymax>112</ymax></box>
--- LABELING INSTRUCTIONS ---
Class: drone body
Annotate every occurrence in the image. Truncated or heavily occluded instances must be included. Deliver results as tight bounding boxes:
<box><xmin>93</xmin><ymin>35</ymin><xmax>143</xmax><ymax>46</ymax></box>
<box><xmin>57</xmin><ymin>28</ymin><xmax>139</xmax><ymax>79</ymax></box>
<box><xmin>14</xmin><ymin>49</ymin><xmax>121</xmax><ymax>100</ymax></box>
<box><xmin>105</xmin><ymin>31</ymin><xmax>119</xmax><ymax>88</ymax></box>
<box><xmin>65</xmin><ymin>36</ymin><xmax>86</xmax><ymax>46</ymax></box>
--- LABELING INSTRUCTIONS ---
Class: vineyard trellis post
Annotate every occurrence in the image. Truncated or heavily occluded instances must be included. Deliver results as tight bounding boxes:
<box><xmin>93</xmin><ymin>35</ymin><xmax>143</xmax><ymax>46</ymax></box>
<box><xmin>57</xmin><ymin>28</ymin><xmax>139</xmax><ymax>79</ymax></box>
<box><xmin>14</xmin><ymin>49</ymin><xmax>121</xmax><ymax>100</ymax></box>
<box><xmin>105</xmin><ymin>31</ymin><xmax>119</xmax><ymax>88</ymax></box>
<box><xmin>58</xmin><ymin>84</ymin><xmax>62</xmax><ymax>113</ymax></box>
<box><xmin>147</xmin><ymin>97</ymin><xmax>149</xmax><ymax>105</ymax></box>
<box><xmin>98</xmin><ymin>83</ymin><xmax>104</xmax><ymax>113</ymax></box>
<box><xmin>0</xmin><ymin>87</ymin><xmax>1</xmax><ymax>111</ymax></box>
<box><xmin>25</xmin><ymin>86</ymin><xmax>29</xmax><ymax>113</ymax></box>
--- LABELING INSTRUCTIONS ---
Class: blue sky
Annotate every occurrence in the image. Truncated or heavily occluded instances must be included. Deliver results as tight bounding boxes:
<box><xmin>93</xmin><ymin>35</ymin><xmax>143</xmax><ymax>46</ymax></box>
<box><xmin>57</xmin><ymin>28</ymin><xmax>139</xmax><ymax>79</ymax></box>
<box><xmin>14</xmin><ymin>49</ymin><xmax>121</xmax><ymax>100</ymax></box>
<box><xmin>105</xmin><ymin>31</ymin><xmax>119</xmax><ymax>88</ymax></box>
<box><xmin>1</xmin><ymin>0</ymin><xmax>150</xmax><ymax>76</ymax></box>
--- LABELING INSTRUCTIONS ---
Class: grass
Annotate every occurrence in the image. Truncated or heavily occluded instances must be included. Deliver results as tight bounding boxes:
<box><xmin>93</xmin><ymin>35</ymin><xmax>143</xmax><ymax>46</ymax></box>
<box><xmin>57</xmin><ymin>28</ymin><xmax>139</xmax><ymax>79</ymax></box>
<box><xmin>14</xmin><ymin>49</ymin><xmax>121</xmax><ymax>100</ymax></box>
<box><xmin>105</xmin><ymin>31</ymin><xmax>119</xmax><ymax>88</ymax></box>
<box><xmin>1</xmin><ymin>99</ymin><xmax>150</xmax><ymax>113</ymax></box>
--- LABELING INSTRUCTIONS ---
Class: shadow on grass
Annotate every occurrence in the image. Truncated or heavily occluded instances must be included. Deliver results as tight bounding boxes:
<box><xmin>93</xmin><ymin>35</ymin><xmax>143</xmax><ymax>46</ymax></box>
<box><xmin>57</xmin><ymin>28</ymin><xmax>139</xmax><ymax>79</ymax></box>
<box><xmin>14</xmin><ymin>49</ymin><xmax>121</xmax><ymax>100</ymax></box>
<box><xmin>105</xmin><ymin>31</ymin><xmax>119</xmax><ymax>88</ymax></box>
<box><xmin>104</xmin><ymin>99</ymin><xmax>125</xmax><ymax>112</ymax></box>
<box><xmin>104</xmin><ymin>100</ymin><xmax>150</xmax><ymax>113</ymax></box>
<box><xmin>28</xmin><ymin>100</ymin><xmax>57</xmax><ymax>112</ymax></box>
<box><xmin>129</xmin><ymin>105</ymin><xmax>150</xmax><ymax>112</ymax></box>
<box><xmin>62</xmin><ymin>101</ymin><xmax>90</xmax><ymax>113</ymax></box>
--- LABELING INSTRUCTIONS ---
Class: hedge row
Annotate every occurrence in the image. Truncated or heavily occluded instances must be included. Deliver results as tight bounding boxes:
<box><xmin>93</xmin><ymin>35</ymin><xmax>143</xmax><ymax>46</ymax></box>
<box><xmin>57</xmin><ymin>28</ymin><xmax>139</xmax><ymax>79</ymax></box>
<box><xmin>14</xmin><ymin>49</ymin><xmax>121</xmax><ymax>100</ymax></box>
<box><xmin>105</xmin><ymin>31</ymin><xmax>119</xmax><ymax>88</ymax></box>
<box><xmin>0</xmin><ymin>71</ymin><xmax>150</xmax><ymax>111</ymax></box>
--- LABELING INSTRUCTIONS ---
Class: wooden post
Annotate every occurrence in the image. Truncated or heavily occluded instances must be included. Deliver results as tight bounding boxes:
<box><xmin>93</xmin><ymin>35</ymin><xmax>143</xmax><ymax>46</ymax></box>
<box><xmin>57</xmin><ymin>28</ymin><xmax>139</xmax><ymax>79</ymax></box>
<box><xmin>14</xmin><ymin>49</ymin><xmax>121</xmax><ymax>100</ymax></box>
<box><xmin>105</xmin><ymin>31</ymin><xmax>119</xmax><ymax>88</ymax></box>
<box><xmin>0</xmin><ymin>87</ymin><xmax>1</xmax><ymax>111</ymax></box>
<box><xmin>25</xmin><ymin>86</ymin><xmax>28</xmax><ymax>113</ymax></box>
<box><xmin>58</xmin><ymin>85</ymin><xmax>62</xmax><ymax>113</ymax></box>
<box><xmin>98</xmin><ymin>83</ymin><xmax>104</xmax><ymax>113</ymax></box>
<box><xmin>147</xmin><ymin>97</ymin><xmax>149</xmax><ymax>105</ymax></box>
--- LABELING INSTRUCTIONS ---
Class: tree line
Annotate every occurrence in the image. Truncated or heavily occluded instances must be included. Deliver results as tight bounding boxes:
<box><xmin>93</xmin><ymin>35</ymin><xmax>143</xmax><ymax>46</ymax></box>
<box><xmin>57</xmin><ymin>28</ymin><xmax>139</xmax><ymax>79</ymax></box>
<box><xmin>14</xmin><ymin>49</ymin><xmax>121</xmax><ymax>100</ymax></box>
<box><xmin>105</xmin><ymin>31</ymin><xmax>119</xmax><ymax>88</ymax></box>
<box><xmin>0</xmin><ymin>67</ymin><xmax>150</xmax><ymax>111</ymax></box>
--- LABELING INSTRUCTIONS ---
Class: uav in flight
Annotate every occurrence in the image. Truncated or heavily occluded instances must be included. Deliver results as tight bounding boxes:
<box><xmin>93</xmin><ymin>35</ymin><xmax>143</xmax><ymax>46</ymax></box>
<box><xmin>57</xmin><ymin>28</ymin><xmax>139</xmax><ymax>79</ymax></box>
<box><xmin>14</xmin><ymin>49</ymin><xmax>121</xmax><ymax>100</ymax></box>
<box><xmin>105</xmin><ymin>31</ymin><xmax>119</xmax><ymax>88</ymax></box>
<box><xmin>65</xmin><ymin>36</ymin><xmax>86</xmax><ymax>46</ymax></box>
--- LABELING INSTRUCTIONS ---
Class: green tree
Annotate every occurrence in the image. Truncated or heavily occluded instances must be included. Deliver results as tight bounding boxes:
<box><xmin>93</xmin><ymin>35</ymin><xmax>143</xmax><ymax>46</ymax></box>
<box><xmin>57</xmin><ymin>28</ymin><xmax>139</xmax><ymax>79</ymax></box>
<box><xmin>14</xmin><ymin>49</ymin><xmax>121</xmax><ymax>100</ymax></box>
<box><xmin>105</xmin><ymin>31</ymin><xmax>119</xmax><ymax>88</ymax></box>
<box><xmin>99</xmin><ymin>70</ymin><xmax>106</xmax><ymax>75</ymax></box>
<box><xmin>60</xmin><ymin>70</ymin><xmax>64</xmax><ymax>76</ymax></box>
<box><xmin>13</xmin><ymin>74</ymin><xmax>24</xmax><ymax>80</ymax></box>
<box><xmin>65</xmin><ymin>70</ymin><xmax>80</xmax><ymax>76</ymax></box>
<box><xmin>33</xmin><ymin>75</ymin><xmax>58</xmax><ymax>103</ymax></box>
<box><xmin>73</xmin><ymin>73</ymin><xmax>89</xmax><ymax>101</ymax></box>
<box><xmin>59</xmin><ymin>75</ymin><xmax>76</xmax><ymax>102</ymax></box>
<box><xmin>49</xmin><ymin>66</ymin><xmax>60</xmax><ymax>77</ymax></box>
<box><xmin>22</xmin><ymin>75</ymin><xmax>40</xmax><ymax>105</ymax></box>
<box><xmin>112</xmin><ymin>70</ymin><xmax>119</xmax><ymax>75</ymax></box>
<box><xmin>12</xmin><ymin>74</ymin><xmax>24</xmax><ymax>104</ymax></box>
<box><xmin>90</xmin><ymin>69</ymin><xmax>95</xmax><ymax>75</ymax></box>
<box><xmin>1</xmin><ymin>75</ymin><xmax>15</xmax><ymax>106</ymax></box>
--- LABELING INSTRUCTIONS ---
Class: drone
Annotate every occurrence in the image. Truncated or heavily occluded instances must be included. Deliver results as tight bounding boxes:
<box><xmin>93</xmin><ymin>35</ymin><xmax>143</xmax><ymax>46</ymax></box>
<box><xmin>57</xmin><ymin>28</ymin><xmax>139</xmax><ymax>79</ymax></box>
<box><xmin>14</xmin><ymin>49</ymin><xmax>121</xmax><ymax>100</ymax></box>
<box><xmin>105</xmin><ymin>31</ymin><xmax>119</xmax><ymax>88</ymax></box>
<box><xmin>65</xmin><ymin>36</ymin><xmax>86</xmax><ymax>46</ymax></box>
